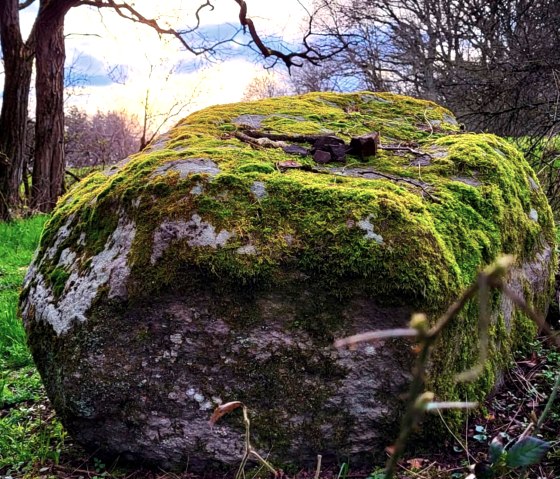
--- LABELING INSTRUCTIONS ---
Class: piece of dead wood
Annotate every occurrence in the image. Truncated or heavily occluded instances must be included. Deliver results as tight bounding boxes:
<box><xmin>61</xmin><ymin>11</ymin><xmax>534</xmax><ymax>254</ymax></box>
<box><xmin>379</xmin><ymin>144</ymin><xmax>433</xmax><ymax>159</ymax></box>
<box><xmin>241</xmin><ymin>128</ymin><xmax>322</xmax><ymax>144</ymax></box>
<box><xmin>349</xmin><ymin>132</ymin><xmax>380</xmax><ymax>159</ymax></box>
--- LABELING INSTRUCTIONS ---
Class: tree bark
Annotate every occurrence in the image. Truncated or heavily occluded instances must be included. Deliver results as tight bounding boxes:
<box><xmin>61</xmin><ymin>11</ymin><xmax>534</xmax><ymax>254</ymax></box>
<box><xmin>31</xmin><ymin>0</ymin><xmax>78</xmax><ymax>212</ymax></box>
<box><xmin>0</xmin><ymin>0</ymin><xmax>34</xmax><ymax>219</ymax></box>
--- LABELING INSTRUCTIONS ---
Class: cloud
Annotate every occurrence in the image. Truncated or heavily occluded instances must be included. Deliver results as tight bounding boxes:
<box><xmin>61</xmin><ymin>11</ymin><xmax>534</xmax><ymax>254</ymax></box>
<box><xmin>59</xmin><ymin>1</ymin><xmax>314</xmax><ymax>114</ymax></box>
<box><xmin>64</xmin><ymin>52</ymin><xmax>132</xmax><ymax>87</ymax></box>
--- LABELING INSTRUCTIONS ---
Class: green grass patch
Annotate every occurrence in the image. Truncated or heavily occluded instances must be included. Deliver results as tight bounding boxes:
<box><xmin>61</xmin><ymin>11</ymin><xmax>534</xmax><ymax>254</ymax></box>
<box><xmin>0</xmin><ymin>215</ymin><xmax>47</xmax><ymax>368</ymax></box>
<box><xmin>0</xmin><ymin>215</ymin><xmax>63</xmax><ymax>473</ymax></box>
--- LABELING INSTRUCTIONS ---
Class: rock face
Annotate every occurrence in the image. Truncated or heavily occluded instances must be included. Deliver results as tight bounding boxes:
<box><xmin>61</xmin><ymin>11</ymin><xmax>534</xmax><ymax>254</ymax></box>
<box><xmin>20</xmin><ymin>92</ymin><xmax>555</xmax><ymax>470</ymax></box>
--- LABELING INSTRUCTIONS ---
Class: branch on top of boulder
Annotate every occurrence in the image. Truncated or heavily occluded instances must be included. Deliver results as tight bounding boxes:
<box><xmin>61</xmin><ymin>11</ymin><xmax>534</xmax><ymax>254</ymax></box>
<box><xmin>240</xmin><ymin>128</ymin><xmax>323</xmax><ymax>144</ymax></box>
<box><xmin>237</xmin><ymin>128</ymin><xmax>374</xmax><ymax>163</ymax></box>
<box><xmin>234</xmin><ymin>128</ymin><xmax>440</xmax><ymax>200</ymax></box>
<box><xmin>379</xmin><ymin>144</ymin><xmax>433</xmax><ymax>159</ymax></box>
<box><xmin>351</xmin><ymin>168</ymin><xmax>440</xmax><ymax>202</ymax></box>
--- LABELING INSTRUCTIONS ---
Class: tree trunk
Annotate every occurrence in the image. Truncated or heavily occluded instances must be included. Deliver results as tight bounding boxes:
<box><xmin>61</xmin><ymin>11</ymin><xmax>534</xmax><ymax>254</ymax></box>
<box><xmin>31</xmin><ymin>1</ymin><xmax>77</xmax><ymax>212</ymax></box>
<box><xmin>0</xmin><ymin>0</ymin><xmax>34</xmax><ymax>220</ymax></box>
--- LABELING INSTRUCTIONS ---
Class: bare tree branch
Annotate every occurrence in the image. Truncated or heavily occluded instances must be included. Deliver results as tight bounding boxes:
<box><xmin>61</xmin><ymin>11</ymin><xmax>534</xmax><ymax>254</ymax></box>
<box><xmin>78</xmin><ymin>0</ymin><xmax>206</xmax><ymax>55</ymax></box>
<box><xmin>18</xmin><ymin>0</ymin><xmax>36</xmax><ymax>10</ymax></box>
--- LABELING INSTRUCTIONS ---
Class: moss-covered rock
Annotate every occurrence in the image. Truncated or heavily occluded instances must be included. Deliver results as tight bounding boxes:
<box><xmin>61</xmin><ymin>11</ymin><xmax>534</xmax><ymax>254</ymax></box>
<box><xmin>20</xmin><ymin>92</ymin><xmax>555</xmax><ymax>470</ymax></box>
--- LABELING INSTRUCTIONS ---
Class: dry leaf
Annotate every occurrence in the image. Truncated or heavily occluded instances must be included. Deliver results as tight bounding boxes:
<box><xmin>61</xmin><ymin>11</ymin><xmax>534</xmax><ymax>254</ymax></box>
<box><xmin>209</xmin><ymin>401</ymin><xmax>243</xmax><ymax>426</ymax></box>
<box><xmin>410</xmin><ymin>344</ymin><xmax>422</xmax><ymax>354</ymax></box>
<box><xmin>385</xmin><ymin>445</ymin><xmax>396</xmax><ymax>456</ymax></box>
<box><xmin>406</xmin><ymin>458</ymin><xmax>424</xmax><ymax>469</ymax></box>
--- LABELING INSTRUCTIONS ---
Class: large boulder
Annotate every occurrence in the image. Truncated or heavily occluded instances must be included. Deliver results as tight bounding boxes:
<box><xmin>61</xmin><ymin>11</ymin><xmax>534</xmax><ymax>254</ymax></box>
<box><xmin>20</xmin><ymin>92</ymin><xmax>554</xmax><ymax>470</ymax></box>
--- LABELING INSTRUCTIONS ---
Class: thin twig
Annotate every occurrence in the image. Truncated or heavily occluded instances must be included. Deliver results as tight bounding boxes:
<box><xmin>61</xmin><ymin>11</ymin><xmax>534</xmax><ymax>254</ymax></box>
<box><xmin>379</xmin><ymin>145</ymin><xmax>433</xmax><ymax>158</ymax></box>
<box><xmin>535</xmin><ymin>370</ymin><xmax>560</xmax><ymax>435</ymax></box>
<box><xmin>314</xmin><ymin>455</ymin><xmax>322</xmax><ymax>479</ymax></box>
<box><xmin>65</xmin><ymin>169</ymin><xmax>82</xmax><ymax>183</ymax></box>
<box><xmin>335</xmin><ymin>329</ymin><xmax>418</xmax><ymax>348</ymax></box>
<box><xmin>352</xmin><ymin>168</ymin><xmax>440</xmax><ymax>202</ymax></box>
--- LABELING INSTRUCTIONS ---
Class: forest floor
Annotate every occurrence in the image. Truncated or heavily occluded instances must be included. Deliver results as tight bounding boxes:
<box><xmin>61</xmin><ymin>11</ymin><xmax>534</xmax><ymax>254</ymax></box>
<box><xmin>1</xmin><ymin>216</ymin><xmax>559</xmax><ymax>479</ymax></box>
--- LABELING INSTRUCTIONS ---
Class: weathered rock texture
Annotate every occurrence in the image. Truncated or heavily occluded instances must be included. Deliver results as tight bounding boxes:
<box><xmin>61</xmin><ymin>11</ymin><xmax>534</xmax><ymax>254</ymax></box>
<box><xmin>20</xmin><ymin>92</ymin><xmax>555</xmax><ymax>470</ymax></box>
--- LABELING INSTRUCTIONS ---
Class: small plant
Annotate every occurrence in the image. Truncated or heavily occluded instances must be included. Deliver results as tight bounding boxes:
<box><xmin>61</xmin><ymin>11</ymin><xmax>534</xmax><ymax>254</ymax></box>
<box><xmin>464</xmin><ymin>434</ymin><xmax>551</xmax><ymax>479</ymax></box>
<box><xmin>210</xmin><ymin>401</ymin><xmax>278</xmax><ymax>479</ymax></box>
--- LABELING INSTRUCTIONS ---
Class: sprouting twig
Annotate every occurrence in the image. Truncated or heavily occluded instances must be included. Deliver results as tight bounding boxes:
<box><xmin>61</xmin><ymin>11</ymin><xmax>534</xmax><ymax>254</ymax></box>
<box><xmin>384</xmin><ymin>257</ymin><xmax>517</xmax><ymax>478</ymax></box>
<box><xmin>334</xmin><ymin>256</ymin><xmax>516</xmax><ymax>479</ymax></box>
<box><xmin>334</xmin><ymin>329</ymin><xmax>418</xmax><ymax>348</ymax></box>
<box><xmin>535</xmin><ymin>370</ymin><xmax>560</xmax><ymax>435</ymax></box>
<box><xmin>209</xmin><ymin>401</ymin><xmax>278</xmax><ymax>478</ymax></box>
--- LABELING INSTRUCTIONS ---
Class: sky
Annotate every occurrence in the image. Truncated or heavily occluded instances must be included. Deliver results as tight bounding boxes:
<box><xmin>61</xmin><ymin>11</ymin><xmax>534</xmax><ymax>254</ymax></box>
<box><xmin>16</xmin><ymin>0</ymin><xmax>315</xmax><ymax>127</ymax></box>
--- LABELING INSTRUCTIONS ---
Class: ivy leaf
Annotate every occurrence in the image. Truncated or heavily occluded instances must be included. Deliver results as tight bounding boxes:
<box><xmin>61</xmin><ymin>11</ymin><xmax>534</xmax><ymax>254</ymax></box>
<box><xmin>505</xmin><ymin>436</ymin><xmax>551</xmax><ymax>468</ymax></box>
<box><xmin>489</xmin><ymin>436</ymin><xmax>505</xmax><ymax>464</ymax></box>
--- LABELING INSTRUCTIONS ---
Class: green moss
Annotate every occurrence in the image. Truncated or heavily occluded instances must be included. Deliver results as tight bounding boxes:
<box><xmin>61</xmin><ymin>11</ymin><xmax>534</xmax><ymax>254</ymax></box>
<box><xmin>47</xmin><ymin>267</ymin><xmax>70</xmax><ymax>300</ymax></box>
<box><xmin>34</xmin><ymin>91</ymin><xmax>555</xmax><ymax>442</ymax></box>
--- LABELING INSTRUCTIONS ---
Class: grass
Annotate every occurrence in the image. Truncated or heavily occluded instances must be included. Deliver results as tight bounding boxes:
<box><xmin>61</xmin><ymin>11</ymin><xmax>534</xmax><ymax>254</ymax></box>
<box><xmin>0</xmin><ymin>215</ymin><xmax>67</xmax><ymax>474</ymax></box>
<box><xmin>0</xmin><ymin>215</ymin><xmax>46</xmax><ymax>368</ymax></box>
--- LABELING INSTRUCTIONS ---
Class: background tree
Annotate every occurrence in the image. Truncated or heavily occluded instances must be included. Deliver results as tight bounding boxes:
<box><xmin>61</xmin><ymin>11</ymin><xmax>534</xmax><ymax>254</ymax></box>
<box><xmin>242</xmin><ymin>72</ymin><xmax>290</xmax><ymax>101</ymax></box>
<box><xmin>64</xmin><ymin>107</ymin><xmax>141</xmax><ymax>168</ymax></box>
<box><xmin>136</xmin><ymin>58</ymin><xmax>199</xmax><ymax>151</ymax></box>
<box><xmin>288</xmin><ymin>61</ymin><xmax>351</xmax><ymax>94</ymax></box>
<box><xmin>309</xmin><ymin>0</ymin><xmax>560</xmax><ymax>137</ymax></box>
<box><xmin>0</xmin><ymin>0</ymin><xmax>340</xmax><ymax>219</ymax></box>
<box><xmin>31</xmin><ymin>0</ymin><xmax>79</xmax><ymax>212</ymax></box>
<box><xmin>0</xmin><ymin>0</ymin><xmax>37</xmax><ymax>219</ymax></box>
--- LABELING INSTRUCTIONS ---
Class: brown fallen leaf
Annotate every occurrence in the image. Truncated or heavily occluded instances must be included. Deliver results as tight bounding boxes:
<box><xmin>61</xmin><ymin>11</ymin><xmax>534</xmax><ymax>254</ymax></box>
<box><xmin>407</xmin><ymin>458</ymin><xmax>425</xmax><ymax>469</ymax></box>
<box><xmin>209</xmin><ymin>401</ymin><xmax>243</xmax><ymax>426</ymax></box>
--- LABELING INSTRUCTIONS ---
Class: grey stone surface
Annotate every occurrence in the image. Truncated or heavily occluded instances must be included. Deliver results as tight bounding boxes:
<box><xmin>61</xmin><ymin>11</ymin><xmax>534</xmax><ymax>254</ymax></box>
<box><xmin>22</xmin><ymin>214</ymin><xmax>136</xmax><ymax>335</ymax></box>
<box><xmin>250</xmin><ymin>181</ymin><xmax>267</xmax><ymax>199</ymax></box>
<box><xmin>232</xmin><ymin>114</ymin><xmax>266</xmax><ymax>129</ymax></box>
<box><xmin>151</xmin><ymin>215</ymin><xmax>233</xmax><ymax>264</ymax></box>
<box><xmin>452</xmin><ymin>176</ymin><xmax>482</xmax><ymax>187</ymax></box>
<box><xmin>152</xmin><ymin>158</ymin><xmax>220</xmax><ymax>179</ymax></box>
<box><xmin>357</xmin><ymin>215</ymin><xmax>384</xmax><ymax>244</ymax></box>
